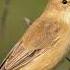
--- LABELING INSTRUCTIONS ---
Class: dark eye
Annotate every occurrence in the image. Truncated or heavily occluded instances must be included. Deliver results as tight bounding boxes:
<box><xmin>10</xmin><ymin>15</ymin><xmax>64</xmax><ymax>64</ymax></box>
<box><xmin>62</xmin><ymin>0</ymin><xmax>67</xmax><ymax>4</ymax></box>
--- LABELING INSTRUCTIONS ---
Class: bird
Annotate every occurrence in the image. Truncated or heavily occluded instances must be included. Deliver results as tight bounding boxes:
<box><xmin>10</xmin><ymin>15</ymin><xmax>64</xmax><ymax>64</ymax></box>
<box><xmin>0</xmin><ymin>0</ymin><xmax>70</xmax><ymax>70</ymax></box>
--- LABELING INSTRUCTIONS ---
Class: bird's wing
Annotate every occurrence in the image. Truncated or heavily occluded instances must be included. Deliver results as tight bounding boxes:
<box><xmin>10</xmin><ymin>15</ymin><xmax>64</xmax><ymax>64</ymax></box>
<box><xmin>0</xmin><ymin>18</ymin><xmax>70</xmax><ymax>70</ymax></box>
<box><xmin>0</xmin><ymin>39</ymin><xmax>46</xmax><ymax>70</ymax></box>
<box><xmin>0</xmin><ymin>17</ymin><xmax>31</xmax><ymax>70</ymax></box>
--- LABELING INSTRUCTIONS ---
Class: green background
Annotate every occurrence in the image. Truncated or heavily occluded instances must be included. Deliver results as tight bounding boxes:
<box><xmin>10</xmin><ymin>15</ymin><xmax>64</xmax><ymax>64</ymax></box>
<box><xmin>0</xmin><ymin>0</ymin><xmax>70</xmax><ymax>70</ymax></box>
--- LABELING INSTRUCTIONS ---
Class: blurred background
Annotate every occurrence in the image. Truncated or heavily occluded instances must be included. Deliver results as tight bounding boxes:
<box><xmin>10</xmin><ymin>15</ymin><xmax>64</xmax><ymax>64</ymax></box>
<box><xmin>0</xmin><ymin>0</ymin><xmax>70</xmax><ymax>70</ymax></box>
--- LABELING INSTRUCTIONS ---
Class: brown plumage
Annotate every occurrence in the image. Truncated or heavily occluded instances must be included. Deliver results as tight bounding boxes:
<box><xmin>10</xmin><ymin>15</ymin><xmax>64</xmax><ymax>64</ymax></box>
<box><xmin>0</xmin><ymin>0</ymin><xmax>70</xmax><ymax>70</ymax></box>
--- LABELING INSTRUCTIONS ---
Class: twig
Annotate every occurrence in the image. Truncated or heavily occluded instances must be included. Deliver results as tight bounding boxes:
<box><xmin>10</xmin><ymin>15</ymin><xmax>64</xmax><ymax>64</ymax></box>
<box><xmin>0</xmin><ymin>0</ymin><xmax>11</xmax><ymax>38</ymax></box>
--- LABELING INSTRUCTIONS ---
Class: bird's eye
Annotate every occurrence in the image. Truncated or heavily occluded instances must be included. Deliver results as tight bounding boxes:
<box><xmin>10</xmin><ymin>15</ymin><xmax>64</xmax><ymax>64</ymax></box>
<box><xmin>62</xmin><ymin>0</ymin><xmax>68</xmax><ymax>4</ymax></box>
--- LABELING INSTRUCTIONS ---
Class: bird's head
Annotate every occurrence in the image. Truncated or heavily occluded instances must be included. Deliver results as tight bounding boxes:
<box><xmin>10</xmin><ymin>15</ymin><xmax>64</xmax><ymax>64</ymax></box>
<box><xmin>47</xmin><ymin>0</ymin><xmax>70</xmax><ymax>11</ymax></box>
<box><xmin>45</xmin><ymin>0</ymin><xmax>70</xmax><ymax>25</ymax></box>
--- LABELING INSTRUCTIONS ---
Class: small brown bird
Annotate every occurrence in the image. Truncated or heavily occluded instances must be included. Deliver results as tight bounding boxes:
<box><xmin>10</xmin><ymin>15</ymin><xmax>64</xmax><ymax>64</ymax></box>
<box><xmin>0</xmin><ymin>0</ymin><xmax>70</xmax><ymax>70</ymax></box>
